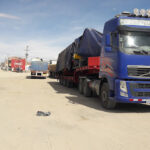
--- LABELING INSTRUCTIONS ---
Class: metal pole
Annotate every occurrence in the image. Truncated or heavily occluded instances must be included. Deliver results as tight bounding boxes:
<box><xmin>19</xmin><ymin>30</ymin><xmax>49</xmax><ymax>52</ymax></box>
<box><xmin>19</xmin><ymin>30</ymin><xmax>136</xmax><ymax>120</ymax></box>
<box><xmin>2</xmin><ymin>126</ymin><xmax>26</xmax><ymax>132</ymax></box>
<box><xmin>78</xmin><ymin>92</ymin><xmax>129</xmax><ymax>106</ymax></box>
<box><xmin>25</xmin><ymin>45</ymin><xmax>29</xmax><ymax>65</ymax></box>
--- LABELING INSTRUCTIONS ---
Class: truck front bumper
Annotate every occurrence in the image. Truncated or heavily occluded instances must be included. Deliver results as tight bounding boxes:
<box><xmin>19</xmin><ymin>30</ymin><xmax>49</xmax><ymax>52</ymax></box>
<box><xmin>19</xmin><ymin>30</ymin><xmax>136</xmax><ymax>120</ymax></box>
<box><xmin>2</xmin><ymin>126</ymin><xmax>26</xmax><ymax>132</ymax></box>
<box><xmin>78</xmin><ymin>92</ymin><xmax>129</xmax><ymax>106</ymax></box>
<box><xmin>115</xmin><ymin>79</ymin><xmax>150</xmax><ymax>104</ymax></box>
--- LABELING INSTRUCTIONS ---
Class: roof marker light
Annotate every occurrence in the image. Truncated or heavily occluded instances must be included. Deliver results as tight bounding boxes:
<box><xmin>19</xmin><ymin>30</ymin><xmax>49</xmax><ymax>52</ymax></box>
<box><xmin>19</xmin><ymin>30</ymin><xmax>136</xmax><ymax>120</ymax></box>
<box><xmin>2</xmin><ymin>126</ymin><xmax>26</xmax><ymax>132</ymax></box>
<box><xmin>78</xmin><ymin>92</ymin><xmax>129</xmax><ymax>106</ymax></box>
<box><xmin>146</xmin><ymin>9</ymin><xmax>150</xmax><ymax>17</ymax></box>
<box><xmin>140</xmin><ymin>9</ymin><xmax>146</xmax><ymax>16</ymax></box>
<box><xmin>133</xmin><ymin>8</ymin><xmax>139</xmax><ymax>16</ymax></box>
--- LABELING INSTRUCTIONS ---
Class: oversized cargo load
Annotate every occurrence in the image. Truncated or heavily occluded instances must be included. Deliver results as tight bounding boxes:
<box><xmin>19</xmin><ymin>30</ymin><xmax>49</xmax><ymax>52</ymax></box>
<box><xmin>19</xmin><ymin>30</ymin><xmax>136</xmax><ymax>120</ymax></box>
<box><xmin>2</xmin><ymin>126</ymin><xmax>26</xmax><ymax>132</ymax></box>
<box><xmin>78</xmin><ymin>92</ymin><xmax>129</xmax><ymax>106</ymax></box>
<box><xmin>56</xmin><ymin>28</ymin><xmax>102</xmax><ymax>72</ymax></box>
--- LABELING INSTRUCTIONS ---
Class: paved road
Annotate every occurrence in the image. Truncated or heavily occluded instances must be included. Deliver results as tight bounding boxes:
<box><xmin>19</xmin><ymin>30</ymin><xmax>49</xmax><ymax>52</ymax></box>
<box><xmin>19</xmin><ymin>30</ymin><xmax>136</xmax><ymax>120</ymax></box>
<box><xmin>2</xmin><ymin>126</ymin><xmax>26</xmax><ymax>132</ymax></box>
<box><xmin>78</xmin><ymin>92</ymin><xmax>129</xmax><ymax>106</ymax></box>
<box><xmin>0</xmin><ymin>70</ymin><xmax>150</xmax><ymax>150</ymax></box>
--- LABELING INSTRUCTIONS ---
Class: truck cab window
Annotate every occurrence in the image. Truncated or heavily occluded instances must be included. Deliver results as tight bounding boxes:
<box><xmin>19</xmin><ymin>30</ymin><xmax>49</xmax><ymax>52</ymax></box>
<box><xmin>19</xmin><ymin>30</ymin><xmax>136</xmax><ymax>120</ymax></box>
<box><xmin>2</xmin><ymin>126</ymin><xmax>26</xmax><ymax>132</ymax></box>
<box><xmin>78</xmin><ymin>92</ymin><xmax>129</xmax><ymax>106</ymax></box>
<box><xmin>119</xmin><ymin>31</ymin><xmax>150</xmax><ymax>55</ymax></box>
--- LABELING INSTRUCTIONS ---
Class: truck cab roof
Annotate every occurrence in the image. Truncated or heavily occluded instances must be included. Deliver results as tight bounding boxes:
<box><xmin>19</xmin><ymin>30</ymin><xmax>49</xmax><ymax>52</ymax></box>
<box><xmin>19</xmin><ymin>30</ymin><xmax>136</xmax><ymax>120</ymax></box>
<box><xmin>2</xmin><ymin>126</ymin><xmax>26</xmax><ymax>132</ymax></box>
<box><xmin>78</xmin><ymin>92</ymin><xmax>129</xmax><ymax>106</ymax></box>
<box><xmin>103</xmin><ymin>16</ymin><xmax>150</xmax><ymax>34</ymax></box>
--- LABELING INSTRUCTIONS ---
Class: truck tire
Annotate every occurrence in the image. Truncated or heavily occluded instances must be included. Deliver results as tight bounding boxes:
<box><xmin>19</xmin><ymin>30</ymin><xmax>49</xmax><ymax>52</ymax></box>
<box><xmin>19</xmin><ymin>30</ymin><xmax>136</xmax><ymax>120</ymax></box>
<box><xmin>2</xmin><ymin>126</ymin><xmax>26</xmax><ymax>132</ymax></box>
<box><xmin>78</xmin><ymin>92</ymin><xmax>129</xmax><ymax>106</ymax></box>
<box><xmin>59</xmin><ymin>79</ymin><xmax>61</xmax><ymax>84</ymax></box>
<box><xmin>78</xmin><ymin>78</ymin><xmax>84</xmax><ymax>94</ymax></box>
<box><xmin>63</xmin><ymin>79</ymin><xmax>67</xmax><ymax>86</ymax></box>
<box><xmin>59</xmin><ymin>79</ymin><xmax>63</xmax><ymax>85</ymax></box>
<box><xmin>62</xmin><ymin>79</ymin><xmax>65</xmax><ymax>86</ymax></box>
<box><xmin>70</xmin><ymin>82</ymin><xmax>74</xmax><ymax>88</ymax></box>
<box><xmin>83</xmin><ymin>79</ymin><xmax>92</xmax><ymax>97</ymax></box>
<box><xmin>100</xmin><ymin>82</ymin><xmax>116</xmax><ymax>109</ymax></box>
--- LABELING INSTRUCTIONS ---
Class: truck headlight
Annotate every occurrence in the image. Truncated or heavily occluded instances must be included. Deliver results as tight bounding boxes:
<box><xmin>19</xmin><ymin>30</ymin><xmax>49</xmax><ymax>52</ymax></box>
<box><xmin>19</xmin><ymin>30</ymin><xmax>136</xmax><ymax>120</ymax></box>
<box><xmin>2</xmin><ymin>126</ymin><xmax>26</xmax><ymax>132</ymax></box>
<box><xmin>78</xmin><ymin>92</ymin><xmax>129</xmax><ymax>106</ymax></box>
<box><xmin>120</xmin><ymin>81</ymin><xmax>127</xmax><ymax>93</ymax></box>
<box><xmin>133</xmin><ymin>8</ymin><xmax>139</xmax><ymax>16</ymax></box>
<box><xmin>147</xmin><ymin>9</ymin><xmax>150</xmax><ymax>17</ymax></box>
<box><xmin>140</xmin><ymin>9</ymin><xmax>146</xmax><ymax>17</ymax></box>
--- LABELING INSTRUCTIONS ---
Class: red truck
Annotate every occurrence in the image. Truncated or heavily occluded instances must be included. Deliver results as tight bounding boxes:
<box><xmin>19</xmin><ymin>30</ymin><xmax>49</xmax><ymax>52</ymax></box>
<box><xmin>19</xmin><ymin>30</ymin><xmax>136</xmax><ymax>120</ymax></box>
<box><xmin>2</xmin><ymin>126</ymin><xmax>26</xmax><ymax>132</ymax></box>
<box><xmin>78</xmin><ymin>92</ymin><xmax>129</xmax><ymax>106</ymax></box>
<box><xmin>11</xmin><ymin>58</ymin><xmax>26</xmax><ymax>72</ymax></box>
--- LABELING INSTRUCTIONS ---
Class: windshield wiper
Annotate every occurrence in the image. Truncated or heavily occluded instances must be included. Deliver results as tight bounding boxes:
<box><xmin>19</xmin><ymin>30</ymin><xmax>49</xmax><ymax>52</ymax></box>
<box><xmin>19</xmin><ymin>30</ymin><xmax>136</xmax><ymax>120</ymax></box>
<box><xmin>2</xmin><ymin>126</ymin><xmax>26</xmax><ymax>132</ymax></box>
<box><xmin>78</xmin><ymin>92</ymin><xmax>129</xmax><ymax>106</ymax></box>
<box><xmin>133</xmin><ymin>50</ymin><xmax>143</xmax><ymax>55</ymax></box>
<box><xmin>141</xmin><ymin>50</ymin><xmax>148</xmax><ymax>55</ymax></box>
<box><xmin>133</xmin><ymin>50</ymin><xmax>148</xmax><ymax>55</ymax></box>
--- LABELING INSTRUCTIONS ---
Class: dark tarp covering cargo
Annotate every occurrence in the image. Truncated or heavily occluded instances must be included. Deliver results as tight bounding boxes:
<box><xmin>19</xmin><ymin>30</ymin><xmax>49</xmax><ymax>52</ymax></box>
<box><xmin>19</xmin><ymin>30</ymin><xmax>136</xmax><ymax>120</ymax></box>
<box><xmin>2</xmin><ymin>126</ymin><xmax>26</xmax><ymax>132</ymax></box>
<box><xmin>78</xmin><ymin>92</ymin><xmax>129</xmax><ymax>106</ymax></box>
<box><xmin>56</xmin><ymin>28</ymin><xmax>102</xmax><ymax>72</ymax></box>
<box><xmin>56</xmin><ymin>44</ymin><xmax>74</xmax><ymax>72</ymax></box>
<box><xmin>74</xmin><ymin>28</ymin><xmax>102</xmax><ymax>57</ymax></box>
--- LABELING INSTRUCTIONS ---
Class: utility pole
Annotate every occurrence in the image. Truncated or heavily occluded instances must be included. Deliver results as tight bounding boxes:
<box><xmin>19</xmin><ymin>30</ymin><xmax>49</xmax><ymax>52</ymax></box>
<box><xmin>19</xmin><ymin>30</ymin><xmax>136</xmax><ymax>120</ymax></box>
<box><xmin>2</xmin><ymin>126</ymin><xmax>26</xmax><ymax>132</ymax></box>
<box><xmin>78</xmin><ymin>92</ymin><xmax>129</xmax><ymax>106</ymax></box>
<box><xmin>25</xmin><ymin>45</ymin><xmax>29</xmax><ymax>65</ymax></box>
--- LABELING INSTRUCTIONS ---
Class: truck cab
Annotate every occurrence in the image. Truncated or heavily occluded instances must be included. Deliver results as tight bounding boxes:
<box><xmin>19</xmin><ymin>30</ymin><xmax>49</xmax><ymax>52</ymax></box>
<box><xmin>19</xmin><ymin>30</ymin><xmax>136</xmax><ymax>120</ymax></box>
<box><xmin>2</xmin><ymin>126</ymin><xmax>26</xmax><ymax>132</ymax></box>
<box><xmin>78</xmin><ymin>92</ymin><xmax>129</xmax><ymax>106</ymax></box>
<box><xmin>100</xmin><ymin>10</ymin><xmax>150</xmax><ymax>108</ymax></box>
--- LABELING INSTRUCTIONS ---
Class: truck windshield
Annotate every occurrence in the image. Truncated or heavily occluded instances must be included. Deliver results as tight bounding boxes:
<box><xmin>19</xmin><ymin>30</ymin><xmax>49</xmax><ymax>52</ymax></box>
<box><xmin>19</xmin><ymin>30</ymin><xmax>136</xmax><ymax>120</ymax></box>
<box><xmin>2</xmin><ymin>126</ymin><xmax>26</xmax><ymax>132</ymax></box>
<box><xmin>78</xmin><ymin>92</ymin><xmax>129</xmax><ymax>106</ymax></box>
<box><xmin>119</xmin><ymin>31</ymin><xmax>150</xmax><ymax>55</ymax></box>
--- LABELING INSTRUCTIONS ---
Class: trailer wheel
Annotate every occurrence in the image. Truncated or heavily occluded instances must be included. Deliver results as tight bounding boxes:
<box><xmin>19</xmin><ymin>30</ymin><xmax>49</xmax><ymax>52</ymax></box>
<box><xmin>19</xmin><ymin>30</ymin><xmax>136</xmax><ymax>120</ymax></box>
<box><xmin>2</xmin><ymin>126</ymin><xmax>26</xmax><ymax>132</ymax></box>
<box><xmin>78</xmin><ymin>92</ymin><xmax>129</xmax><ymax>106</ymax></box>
<box><xmin>63</xmin><ymin>79</ymin><xmax>67</xmax><ymax>86</ymax></box>
<box><xmin>83</xmin><ymin>79</ymin><xmax>92</xmax><ymax>97</ymax></box>
<box><xmin>100</xmin><ymin>83</ymin><xmax>116</xmax><ymax>109</ymax></box>
<box><xmin>78</xmin><ymin>78</ymin><xmax>84</xmax><ymax>94</ymax></box>
<box><xmin>61</xmin><ymin>79</ymin><xmax>63</xmax><ymax>85</ymax></box>
<box><xmin>59</xmin><ymin>79</ymin><xmax>61</xmax><ymax>84</ymax></box>
<box><xmin>62</xmin><ymin>79</ymin><xmax>65</xmax><ymax>86</ymax></box>
<box><xmin>66</xmin><ymin>80</ymin><xmax>72</xmax><ymax>88</ymax></box>
<box><xmin>59</xmin><ymin>79</ymin><xmax>63</xmax><ymax>85</ymax></box>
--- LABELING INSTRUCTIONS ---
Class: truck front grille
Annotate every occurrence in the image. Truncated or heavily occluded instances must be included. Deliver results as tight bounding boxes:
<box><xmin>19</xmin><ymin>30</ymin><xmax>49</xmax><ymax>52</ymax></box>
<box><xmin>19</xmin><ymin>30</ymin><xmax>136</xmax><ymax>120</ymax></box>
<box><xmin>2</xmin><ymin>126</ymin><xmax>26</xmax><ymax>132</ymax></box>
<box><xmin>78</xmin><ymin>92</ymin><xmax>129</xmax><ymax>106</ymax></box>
<box><xmin>130</xmin><ymin>83</ymin><xmax>150</xmax><ymax>97</ymax></box>
<box><xmin>128</xmin><ymin>65</ymin><xmax>150</xmax><ymax>78</ymax></box>
<box><xmin>131</xmin><ymin>92</ymin><xmax>150</xmax><ymax>97</ymax></box>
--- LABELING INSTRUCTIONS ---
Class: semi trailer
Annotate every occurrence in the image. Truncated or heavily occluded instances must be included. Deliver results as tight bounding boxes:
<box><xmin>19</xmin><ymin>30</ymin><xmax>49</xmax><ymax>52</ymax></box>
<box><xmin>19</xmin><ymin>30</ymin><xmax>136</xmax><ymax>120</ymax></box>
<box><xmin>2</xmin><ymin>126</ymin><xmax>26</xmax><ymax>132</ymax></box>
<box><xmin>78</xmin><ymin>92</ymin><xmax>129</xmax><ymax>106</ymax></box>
<box><xmin>56</xmin><ymin>9</ymin><xmax>150</xmax><ymax>109</ymax></box>
<box><xmin>48</xmin><ymin>60</ymin><xmax>57</xmax><ymax>78</ymax></box>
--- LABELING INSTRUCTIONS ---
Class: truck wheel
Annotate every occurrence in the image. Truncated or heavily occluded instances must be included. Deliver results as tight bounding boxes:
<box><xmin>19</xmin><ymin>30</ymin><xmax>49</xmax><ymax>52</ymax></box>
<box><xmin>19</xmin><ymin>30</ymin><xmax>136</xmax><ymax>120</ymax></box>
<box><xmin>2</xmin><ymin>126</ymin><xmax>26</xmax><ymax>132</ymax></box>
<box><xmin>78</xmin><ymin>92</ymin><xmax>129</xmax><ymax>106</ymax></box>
<box><xmin>62</xmin><ymin>79</ymin><xmax>65</xmax><ymax>86</ymax></box>
<box><xmin>100</xmin><ymin>83</ymin><xmax>116</xmax><ymax>109</ymax></box>
<box><xmin>59</xmin><ymin>79</ymin><xmax>63</xmax><ymax>85</ymax></box>
<box><xmin>59</xmin><ymin>79</ymin><xmax>61</xmax><ymax>84</ymax></box>
<box><xmin>78</xmin><ymin>78</ymin><xmax>84</xmax><ymax>94</ymax></box>
<box><xmin>83</xmin><ymin>79</ymin><xmax>92</xmax><ymax>97</ymax></box>
<box><xmin>63</xmin><ymin>79</ymin><xmax>67</xmax><ymax>86</ymax></box>
<box><xmin>70</xmin><ymin>82</ymin><xmax>74</xmax><ymax>88</ymax></box>
<box><xmin>66</xmin><ymin>80</ymin><xmax>71</xmax><ymax>88</ymax></box>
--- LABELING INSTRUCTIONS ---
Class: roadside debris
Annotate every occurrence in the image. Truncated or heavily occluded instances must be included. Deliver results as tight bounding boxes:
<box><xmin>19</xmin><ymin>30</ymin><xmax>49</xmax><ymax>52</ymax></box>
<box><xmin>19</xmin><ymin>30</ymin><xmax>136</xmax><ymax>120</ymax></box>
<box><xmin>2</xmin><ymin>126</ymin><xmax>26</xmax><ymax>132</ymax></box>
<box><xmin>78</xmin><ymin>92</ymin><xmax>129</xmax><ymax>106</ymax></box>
<box><xmin>36</xmin><ymin>111</ymin><xmax>51</xmax><ymax>116</ymax></box>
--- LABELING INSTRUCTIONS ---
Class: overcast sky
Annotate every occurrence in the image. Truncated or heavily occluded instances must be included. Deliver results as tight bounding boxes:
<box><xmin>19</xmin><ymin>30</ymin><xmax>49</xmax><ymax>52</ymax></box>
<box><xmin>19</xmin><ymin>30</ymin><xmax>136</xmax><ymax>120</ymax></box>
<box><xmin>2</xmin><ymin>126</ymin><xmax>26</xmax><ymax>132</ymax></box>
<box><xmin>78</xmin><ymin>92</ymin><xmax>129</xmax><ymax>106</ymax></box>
<box><xmin>0</xmin><ymin>0</ymin><xmax>149</xmax><ymax>61</ymax></box>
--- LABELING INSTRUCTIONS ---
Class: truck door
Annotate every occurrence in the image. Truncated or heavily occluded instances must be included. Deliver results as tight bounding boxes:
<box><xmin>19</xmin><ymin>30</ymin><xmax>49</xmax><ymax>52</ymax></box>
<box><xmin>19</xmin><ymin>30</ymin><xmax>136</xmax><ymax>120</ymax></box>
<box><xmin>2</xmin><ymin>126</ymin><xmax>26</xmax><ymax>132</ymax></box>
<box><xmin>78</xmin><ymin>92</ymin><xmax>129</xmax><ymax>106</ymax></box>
<box><xmin>100</xmin><ymin>32</ymin><xmax>118</xmax><ymax>90</ymax></box>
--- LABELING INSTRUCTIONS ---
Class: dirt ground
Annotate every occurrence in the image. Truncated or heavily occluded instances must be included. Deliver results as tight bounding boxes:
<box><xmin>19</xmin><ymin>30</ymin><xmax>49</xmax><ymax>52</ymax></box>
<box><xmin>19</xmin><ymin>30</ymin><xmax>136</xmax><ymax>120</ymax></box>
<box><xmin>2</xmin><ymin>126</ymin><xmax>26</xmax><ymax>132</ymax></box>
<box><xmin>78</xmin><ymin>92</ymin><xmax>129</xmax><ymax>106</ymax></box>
<box><xmin>0</xmin><ymin>70</ymin><xmax>150</xmax><ymax>150</ymax></box>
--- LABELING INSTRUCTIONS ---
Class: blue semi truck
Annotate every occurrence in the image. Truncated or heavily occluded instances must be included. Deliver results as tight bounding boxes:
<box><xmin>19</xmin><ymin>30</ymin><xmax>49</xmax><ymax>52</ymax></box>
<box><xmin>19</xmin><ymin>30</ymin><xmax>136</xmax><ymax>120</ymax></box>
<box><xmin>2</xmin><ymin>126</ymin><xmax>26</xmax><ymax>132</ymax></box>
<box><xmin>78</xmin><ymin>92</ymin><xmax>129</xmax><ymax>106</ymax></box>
<box><xmin>57</xmin><ymin>9</ymin><xmax>150</xmax><ymax>109</ymax></box>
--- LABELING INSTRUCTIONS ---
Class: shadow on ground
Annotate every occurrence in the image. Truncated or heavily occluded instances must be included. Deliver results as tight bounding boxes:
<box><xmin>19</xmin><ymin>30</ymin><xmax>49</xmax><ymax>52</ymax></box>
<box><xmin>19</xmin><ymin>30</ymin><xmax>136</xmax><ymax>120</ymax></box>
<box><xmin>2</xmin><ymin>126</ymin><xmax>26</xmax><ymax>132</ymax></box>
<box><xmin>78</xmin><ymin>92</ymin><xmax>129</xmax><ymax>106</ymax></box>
<box><xmin>48</xmin><ymin>81</ymin><xmax>150</xmax><ymax>113</ymax></box>
<box><xmin>26</xmin><ymin>76</ymin><xmax>46</xmax><ymax>79</ymax></box>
